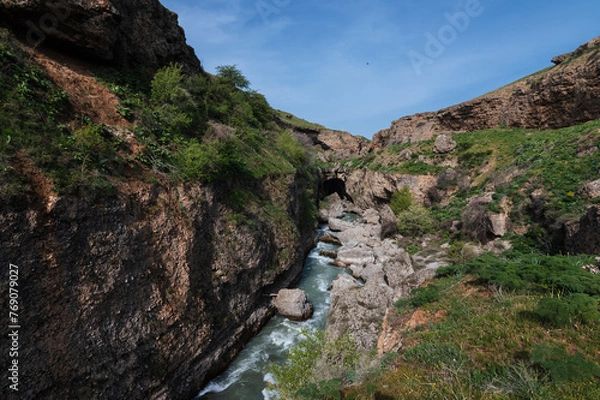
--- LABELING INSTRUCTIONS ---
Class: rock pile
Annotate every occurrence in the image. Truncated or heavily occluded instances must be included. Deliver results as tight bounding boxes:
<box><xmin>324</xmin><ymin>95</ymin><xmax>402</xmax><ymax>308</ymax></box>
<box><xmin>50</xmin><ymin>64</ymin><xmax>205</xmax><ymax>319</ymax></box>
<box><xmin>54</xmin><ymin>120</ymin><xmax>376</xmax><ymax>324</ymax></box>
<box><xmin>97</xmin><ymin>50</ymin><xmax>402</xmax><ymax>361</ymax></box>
<box><xmin>319</xmin><ymin>200</ymin><xmax>448</xmax><ymax>351</ymax></box>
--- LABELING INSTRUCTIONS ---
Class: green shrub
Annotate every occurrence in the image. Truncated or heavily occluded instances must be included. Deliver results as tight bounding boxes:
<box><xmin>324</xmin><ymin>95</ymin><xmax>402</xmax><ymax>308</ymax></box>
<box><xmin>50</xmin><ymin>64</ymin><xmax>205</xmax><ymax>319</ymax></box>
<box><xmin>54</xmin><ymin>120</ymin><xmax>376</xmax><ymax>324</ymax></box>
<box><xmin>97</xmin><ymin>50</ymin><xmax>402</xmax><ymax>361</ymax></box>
<box><xmin>452</xmin><ymin>252</ymin><xmax>600</xmax><ymax>295</ymax></box>
<box><xmin>181</xmin><ymin>139</ymin><xmax>248</xmax><ymax>182</ymax></box>
<box><xmin>277</xmin><ymin>130</ymin><xmax>307</xmax><ymax>168</ymax></box>
<box><xmin>396</xmin><ymin>204</ymin><xmax>437</xmax><ymax>237</ymax></box>
<box><xmin>268</xmin><ymin>330</ymin><xmax>359</xmax><ymax>399</ymax></box>
<box><xmin>489</xmin><ymin>362</ymin><xmax>549</xmax><ymax>399</ymax></box>
<box><xmin>390</xmin><ymin>187</ymin><xmax>414</xmax><ymax>215</ymax></box>
<box><xmin>216</xmin><ymin>64</ymin><xmax>250</xmax><ymax>90</ymax></box>
<box><xmin>295</xmin><ymin>379</ymin><xmax>343</xmax><ymax>400</ymax></box>
<box><xmin>409</xmin><ymin>285</ymin><xmax>441</xmax><ymax>307</ymax></box>
<box><xmin>531</xmin><ymin>345</ymin><xmax>600</xmax><ymax>384</ymax></box>
<box><xmin>535</xmin><ymin>294</ymin><xmax>600</xmax><ymax>327</ymax></box>
<box><xmin>406</xmin><ymin>245</ymin><xmax>422</xmax><ymax>255</ymax></box>
<box><xmin>151</xmin><ymin>63</ymin><xmax>186</xmax><ymax>104</ymax></box>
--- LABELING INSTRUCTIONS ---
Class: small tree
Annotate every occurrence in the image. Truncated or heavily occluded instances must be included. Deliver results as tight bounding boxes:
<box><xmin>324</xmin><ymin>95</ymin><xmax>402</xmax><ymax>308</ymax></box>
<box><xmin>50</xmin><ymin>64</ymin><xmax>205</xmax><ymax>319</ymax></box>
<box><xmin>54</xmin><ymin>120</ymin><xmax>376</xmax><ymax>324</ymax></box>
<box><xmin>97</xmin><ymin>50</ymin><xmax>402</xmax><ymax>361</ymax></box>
<box><xmin>390</xmin><ymin>187</ymin><xmax>414</xmax><ymax>215</ymax></box>
<box><xmin>397</xmin><ymin>204</ymin><xmax>437</xmax><ymax>237</ymax></box>
<box><xmin>216</xmin><ymin>65</ymin><xmax>250</xmax><ymax>90</ymax></box>
<box><xmin>151</xmin><ymin>63</ymin><xmax>186</xmax><ymax>104</ymax></box>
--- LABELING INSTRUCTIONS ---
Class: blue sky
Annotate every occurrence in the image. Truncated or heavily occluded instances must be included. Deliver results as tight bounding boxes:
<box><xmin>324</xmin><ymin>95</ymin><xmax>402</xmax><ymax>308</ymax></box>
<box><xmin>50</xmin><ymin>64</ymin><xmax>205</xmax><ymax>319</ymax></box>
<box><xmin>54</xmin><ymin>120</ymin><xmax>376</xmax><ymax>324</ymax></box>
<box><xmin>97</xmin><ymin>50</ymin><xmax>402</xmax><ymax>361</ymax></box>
<box><xmin>160</xmin><ymin>0</ymin><xmax>600</xmax><ymax>138</ymax></box>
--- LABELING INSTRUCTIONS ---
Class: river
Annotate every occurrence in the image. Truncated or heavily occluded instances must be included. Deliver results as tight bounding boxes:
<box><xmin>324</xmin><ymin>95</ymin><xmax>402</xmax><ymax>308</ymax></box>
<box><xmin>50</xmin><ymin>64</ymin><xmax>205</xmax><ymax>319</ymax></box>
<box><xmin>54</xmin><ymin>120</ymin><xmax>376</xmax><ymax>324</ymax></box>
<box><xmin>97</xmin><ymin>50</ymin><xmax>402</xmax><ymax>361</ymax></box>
<box><xmin>196</xmin><ymin>225</ymin><xmax>344</xmax><ymax>399</ymax></box>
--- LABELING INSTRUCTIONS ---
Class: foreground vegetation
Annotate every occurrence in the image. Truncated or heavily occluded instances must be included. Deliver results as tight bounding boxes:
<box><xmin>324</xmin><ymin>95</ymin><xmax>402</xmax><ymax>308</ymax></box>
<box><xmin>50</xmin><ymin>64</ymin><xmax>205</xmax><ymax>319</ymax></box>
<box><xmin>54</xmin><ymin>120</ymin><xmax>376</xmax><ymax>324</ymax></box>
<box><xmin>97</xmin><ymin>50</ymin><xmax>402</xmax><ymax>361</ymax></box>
<box><xmin>345</xmin><ymin>250</ymin><xmax>600</xmax><ymax>399</ymax></box>
<box><xmin>271</xmin><ymin>249</ymin><xmax>600</xmax><ymax>399</ymax></box>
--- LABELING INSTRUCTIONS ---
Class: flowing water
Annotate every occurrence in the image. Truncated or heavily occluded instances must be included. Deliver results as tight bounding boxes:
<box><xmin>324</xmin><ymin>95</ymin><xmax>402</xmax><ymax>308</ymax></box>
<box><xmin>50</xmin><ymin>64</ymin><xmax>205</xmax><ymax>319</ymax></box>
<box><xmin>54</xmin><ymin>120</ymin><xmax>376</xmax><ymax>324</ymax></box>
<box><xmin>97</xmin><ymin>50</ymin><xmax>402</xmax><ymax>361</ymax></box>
<box><xmin>196</xmin><ymin>225</ymin><xmax>345</xmax><ymax>399</ymax></box>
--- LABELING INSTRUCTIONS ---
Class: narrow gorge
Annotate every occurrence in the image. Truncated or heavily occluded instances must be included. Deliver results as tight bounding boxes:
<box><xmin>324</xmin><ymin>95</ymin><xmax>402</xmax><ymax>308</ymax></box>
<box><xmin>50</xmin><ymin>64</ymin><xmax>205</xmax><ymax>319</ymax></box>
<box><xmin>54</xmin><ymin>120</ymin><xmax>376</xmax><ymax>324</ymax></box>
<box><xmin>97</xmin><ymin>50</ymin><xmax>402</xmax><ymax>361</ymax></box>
<box><xmin>1</xmin><ymin>1</ymin><xmax>600</xmax><ymax>399</ymax></box>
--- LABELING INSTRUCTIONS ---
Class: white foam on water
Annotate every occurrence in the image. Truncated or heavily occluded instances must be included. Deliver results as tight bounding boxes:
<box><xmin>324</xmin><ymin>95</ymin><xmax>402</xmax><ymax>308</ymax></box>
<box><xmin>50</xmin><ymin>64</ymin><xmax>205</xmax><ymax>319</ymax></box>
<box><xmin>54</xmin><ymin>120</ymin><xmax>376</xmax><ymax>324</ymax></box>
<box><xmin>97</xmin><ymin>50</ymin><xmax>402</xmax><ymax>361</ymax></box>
<box><xmin>269</xmin><ymin>329</ymin><xmax>297</xmax><ymax>349</ymax></box>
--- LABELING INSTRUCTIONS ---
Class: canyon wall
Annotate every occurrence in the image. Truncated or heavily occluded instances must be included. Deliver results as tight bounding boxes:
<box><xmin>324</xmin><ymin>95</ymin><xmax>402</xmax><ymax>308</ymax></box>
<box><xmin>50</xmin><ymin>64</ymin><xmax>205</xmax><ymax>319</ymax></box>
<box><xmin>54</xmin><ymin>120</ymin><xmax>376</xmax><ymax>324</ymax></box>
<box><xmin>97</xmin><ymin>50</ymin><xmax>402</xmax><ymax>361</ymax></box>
<box><xmin>0</xmin><ymin>175</ymin><xmax>315</xmax><ymax>399</ymax></box>
<box><xmin>371</xmin><ymin>36</ymin><xmax>600</xmax><ymax>150</ymax></box>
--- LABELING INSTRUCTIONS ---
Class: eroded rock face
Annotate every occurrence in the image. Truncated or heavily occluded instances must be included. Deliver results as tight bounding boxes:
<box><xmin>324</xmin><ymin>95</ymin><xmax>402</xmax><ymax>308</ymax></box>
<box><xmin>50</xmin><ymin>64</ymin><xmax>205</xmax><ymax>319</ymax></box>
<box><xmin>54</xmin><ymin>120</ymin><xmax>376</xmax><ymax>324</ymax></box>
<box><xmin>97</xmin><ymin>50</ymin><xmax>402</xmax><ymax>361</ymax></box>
<box><xmin>564</xmin><ymin>206</ymin><xmax>600</xmax><ymax>255</ymax></box>
<box><xmin>273</xmin><ymin>289</ymin><xmax>314</xmax><ymax>321</ymax></box>
<box><xmin>0</xmin><ymin>175</ymin><xmax>314</xmax><ymax>400</ymax></box>
<box><xmin>316</xmin><ymin>129</ymin><xmax>369</xmax><ymax>161</ymax></box>
<box><xmin>370</xmin><ymin>36</ymin><xmax>600</xmax><ymax>150</ymax></box>
<box><xmin>0</xmin><ymin>0</ymin><xmax>201</xmax><ymax>71</ymax></box>
<box><xmin>344</xmin><ymin>169</ymin><xmax>437</xmax><ymax>209</ymax></box>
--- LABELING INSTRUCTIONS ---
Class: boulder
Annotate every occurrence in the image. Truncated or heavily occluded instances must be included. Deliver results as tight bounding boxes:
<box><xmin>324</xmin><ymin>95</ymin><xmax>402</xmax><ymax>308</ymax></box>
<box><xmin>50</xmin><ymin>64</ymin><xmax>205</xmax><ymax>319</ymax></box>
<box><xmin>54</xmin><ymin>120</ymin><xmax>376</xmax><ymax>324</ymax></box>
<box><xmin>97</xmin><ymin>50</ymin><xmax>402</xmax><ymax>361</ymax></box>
<box><xmin>336</xmin><ymin>243</ymin><xmax>375</xmax><ymax>266</ymax></box>
<box><xmin>564</xmin><ymin>206</ymin><xmax>600</xmax><ymax>255</ymax></box>
<box><xmin>433</xmin><ymin>134</ymin><xmax>457</xmax><ymax>154</ymax></box>
<box><xmin>379</xmin><ymin>205</ymin><xmax>398</xmax><ymax>238</ymax></box>
<box><xmin>488</xmin><ymin>212</ymin><xmax>509</xmax><ymax>237</ymax></box>
<box><xmin>319</xmin><ymin>232</ymin><xmax>342</xmax><ymax>246</ymax></box>
<box><xmin>318</xmin><ymin>197</ymin><xmax>345</xmax><ymax>222</ymax></box>
<box><xmin>467</xmin><ymin>192</ymin><xmax>495</xmax><ymax>206</ymax></box>
<box><xmin>328</xmin><ymin>218</ymin><xmax>353</xmax><ymax>232</ymax></box>
<box><xmin>328</xmin><ymin>274</ymin><xmax>361</xmax><ymax>293</ymax></box>
<box><xmin>327</xmin><ymin>279</ymin><xmax>395</xmax><ymax>351</ymax></box>
<box><xmin>399</xmin><ymin>149</ymin><xmax>413</xmax><ymax>161</ymax></box>
<box><xmin>578</xmin><ymin>180</ymin><xmax>600</xmax><ymax>199</ymax></box>
<box><xmin>337</xmin><ymin>224</ymin><xmax>382</xmax><ymax>247</ymax></box>
<box><xmin>273</xmin><ymin>289</ymin><xmax>314</xmax><ymax>321</ymax></box>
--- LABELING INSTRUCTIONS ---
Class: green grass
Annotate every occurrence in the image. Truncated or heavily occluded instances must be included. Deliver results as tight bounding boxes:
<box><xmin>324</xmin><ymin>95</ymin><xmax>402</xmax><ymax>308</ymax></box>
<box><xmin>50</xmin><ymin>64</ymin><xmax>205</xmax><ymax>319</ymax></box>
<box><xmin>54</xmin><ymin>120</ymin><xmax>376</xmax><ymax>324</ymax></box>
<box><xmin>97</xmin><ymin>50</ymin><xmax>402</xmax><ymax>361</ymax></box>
<box><xmin>346</xmin><ymin>270</ymin><xmax>600</xmax><ymax>399</ymax></box>
<box><xmin>275</xmin><ymin>109</ymin><xmax>326</xmax><ymax>130</ymax></box>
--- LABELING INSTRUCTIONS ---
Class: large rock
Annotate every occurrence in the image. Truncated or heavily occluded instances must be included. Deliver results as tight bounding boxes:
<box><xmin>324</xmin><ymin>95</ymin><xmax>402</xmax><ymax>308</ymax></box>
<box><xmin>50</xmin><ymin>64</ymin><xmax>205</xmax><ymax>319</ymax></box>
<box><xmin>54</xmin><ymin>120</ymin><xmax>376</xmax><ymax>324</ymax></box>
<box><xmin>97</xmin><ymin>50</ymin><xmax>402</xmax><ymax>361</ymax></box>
<box><xmin>327</xmin><ymin>277</ymin><xmax>395</xmax><ymax>351</ymax></box>
<box><xmin>336</xmin><ymin>242</ymin><xmax>375</xmax><ymax>266</ymax></box>
<box><xmin>315</xmin><ymin>129</ymin><xmax>369</xmax><ymax>161</ymax></box>
<box><xmin>273</xmin><ymin>289</ymin><xmax>314</xmax><ymax>321</ymax></box>
<box><xmin>328</xmin><ymin>217</ymin><xmax>353</xmax><ymax>232</ymax></box>
<box><xmin>433</xmin><ymin>133</ymin><xmax>457</xmax><ymax>154</ymax></box>
<box><xmin>344</xmin><ymin>169</ymin><xmax>437</xmax><ymax>209</ymax></box>
<box><xmin>564</xmin><ymin>206</ymin><xmax>600</xmax><ymax>255</ymax></box>
<box><xmin>578</xmin><ymin>180</ymin><xmax>600</xmax><ymax>199</ymax></box>
<box><xmin>0</xmin><ymin>0</ymin><xmax>201</xmax><ymax>71</ymax></box>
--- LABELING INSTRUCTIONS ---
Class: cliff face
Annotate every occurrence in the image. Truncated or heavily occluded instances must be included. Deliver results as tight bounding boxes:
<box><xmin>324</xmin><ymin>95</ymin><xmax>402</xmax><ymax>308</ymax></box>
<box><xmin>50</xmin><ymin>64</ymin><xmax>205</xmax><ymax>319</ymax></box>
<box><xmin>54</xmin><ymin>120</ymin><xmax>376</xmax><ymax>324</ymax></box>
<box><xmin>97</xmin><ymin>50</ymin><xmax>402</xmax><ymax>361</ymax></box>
<box><xmin>0</xmin><ymin>175</ymin><xmax>314</xmax><ymax>399</ymax></box>
<box><xmin>371</xmin><ymin>36</ymin><xmax>600</xmax><ymax>150</ymax></box>
<box><xmin>0</xmin><ymin>0</ymin><xmax>201</xmax><ymax>71</ymax></box>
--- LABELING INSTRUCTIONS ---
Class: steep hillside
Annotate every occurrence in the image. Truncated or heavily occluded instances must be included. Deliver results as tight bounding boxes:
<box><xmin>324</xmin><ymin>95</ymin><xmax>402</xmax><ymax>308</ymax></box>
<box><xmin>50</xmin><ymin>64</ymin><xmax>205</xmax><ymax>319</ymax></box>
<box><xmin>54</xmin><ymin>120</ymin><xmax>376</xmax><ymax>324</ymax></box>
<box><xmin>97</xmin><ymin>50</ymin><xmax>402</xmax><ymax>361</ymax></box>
<box><xmin>0</xmin><ymin>10</ymin><xmax>317</xmax><ymax>399</ymax></box>
<box><xmin>371</xmin><ymin>36</ymin><xmax>600</xmax><ymax>150</ymax></box>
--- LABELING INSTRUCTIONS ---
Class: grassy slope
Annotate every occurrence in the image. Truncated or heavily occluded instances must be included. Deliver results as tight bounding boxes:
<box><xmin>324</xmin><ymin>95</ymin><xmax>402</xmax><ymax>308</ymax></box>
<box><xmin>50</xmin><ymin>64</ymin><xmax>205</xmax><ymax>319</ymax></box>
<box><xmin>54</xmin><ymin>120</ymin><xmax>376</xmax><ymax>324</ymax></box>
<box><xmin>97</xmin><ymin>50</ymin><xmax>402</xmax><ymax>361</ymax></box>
<box><xmin>343</xmin><ymin>120</ymin><xmax>600</xmax><ymax>237</ymax></box>
<box><xmin>346</xmin><ymin>253</ymin><xmax>600</xmax><ymax>399</ymax></box>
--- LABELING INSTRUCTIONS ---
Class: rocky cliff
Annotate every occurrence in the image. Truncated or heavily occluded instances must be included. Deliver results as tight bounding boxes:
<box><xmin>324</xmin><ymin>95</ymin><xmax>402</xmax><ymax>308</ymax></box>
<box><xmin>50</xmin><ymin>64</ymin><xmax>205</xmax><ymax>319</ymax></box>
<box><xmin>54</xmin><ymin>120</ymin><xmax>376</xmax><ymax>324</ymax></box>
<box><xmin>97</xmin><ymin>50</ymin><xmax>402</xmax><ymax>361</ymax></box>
<box><xmin>0</xmin><ymin>0</ymin><xmax>201</xmax><ymax>71</ymax></box>
<box><xmin>0</xmin><ymin>7</ymin><xmax>316</xmax><ymax>399</ymax></box>
<box><xmin>0</xmin><ymin>174</ymin><xmax>315</xmax><ymax>399</ymax></box>
<box><xmin>370</xmin><ymin>36</ymin><xmax>600</xmax><ymax>150</ymax></box>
